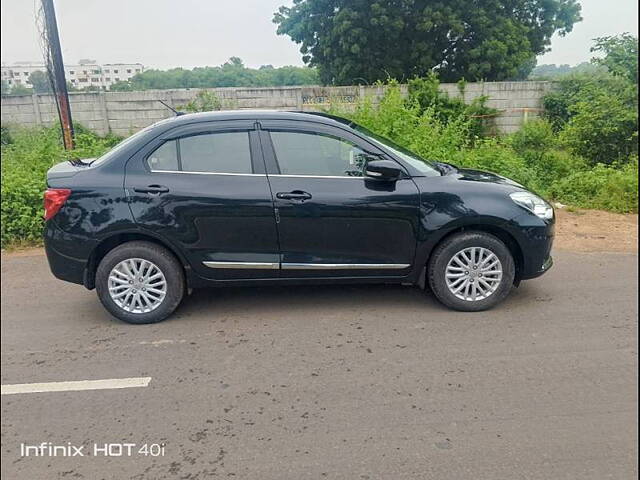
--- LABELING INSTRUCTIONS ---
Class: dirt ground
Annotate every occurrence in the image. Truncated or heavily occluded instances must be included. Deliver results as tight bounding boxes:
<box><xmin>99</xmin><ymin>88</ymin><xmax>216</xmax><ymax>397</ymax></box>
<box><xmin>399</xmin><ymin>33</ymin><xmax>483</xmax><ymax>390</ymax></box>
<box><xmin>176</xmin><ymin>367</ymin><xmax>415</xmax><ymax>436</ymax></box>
<box><xmin>554</xmin><ymin>208</ymin><xmax>638</xmax><ymax>253</ymax></box>
<box><xmin>2</xmin><ymin>208</ymin><xmax>638</xmax><ymax>258</ymax></box>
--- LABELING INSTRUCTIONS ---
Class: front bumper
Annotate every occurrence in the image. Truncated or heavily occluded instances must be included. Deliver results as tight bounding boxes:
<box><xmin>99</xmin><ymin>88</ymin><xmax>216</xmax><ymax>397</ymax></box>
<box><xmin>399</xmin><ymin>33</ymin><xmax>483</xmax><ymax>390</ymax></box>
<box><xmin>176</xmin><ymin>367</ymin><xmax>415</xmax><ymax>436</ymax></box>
<box><xmin>510</xmin><ymin>213</ymin><xmax>555</xmax><ymax>280</ymax></box>
<box><xmin>524</xmin><ymin>254</ymin><xmax>553</xmax><ymax>279</ymax></box>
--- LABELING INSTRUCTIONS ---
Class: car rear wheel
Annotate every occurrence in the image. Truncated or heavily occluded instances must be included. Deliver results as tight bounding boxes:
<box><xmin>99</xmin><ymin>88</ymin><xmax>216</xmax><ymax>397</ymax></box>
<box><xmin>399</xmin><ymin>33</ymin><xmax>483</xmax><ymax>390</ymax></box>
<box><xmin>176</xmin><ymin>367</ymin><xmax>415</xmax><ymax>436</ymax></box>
<box><xmin>428</xmin><ymin>231</ymin><xmax>515</xmax><ymax>311</ymax></box>
<box><xmin>95</xmin><ymin>241</ymin><xmax>185</xmax><ymax>324</ymax></box>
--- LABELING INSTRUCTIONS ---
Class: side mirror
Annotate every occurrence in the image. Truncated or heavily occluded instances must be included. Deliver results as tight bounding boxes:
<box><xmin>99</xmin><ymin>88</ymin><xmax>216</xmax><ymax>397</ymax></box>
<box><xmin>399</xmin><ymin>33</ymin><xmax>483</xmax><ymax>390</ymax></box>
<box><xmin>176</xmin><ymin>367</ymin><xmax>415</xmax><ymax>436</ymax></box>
<box><xmin>365</xmin><ymin>160</ymin><xmax>403</xmax><ymax>181</ymax></box>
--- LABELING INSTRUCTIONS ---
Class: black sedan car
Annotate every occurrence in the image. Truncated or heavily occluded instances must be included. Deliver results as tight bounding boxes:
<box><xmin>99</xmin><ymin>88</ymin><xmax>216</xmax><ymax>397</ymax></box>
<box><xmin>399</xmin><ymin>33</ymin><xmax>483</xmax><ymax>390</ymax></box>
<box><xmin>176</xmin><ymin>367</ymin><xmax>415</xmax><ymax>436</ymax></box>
<box><xmin>44</xmin><ymin>111</ymin><xmax>554</xmax><ymax>324</ymax></box>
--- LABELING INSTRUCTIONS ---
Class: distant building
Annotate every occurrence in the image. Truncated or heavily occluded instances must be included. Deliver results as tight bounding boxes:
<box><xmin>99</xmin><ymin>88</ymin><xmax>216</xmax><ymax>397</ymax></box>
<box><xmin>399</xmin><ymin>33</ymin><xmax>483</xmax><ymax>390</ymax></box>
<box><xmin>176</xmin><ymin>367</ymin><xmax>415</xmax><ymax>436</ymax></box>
<box><xmin>1</xmin><ymin>61</ymin><xmax>144</xmax><ymax>91</ymax></box>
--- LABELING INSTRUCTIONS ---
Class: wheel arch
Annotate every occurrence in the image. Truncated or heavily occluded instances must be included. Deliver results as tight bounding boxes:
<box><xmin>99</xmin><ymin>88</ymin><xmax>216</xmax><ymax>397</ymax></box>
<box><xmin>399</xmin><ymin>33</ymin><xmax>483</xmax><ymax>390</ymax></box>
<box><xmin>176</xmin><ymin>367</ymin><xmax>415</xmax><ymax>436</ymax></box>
<box><xmin>83</xmin><ymin>230</ymin><xmax>191</xmax><ymax>290</ymax></box>
<box><xmin>423</xmin><ymin>223</ymin><xmax>525</xmax><ymax>285</ymax></box>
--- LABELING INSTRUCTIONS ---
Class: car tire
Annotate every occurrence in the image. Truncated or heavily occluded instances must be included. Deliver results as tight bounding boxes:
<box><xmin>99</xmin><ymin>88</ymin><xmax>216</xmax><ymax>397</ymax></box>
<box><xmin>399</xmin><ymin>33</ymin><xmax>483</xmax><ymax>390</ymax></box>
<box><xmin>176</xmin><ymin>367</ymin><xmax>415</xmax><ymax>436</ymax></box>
<box><xmin>428</xmin><ymin>231</ymin><xmax>515</xmax><ymax>312</ymax></box>
<box><xmin>95</xmin><ymin>241</ymin><xmax>185</xmax><ymax>324</ymax></box>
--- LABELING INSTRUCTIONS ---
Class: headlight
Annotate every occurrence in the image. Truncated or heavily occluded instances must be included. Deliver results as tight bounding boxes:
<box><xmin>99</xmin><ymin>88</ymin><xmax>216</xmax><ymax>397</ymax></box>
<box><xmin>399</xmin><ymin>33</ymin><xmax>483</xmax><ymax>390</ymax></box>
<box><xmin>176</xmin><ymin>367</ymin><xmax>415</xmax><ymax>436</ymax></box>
<box><xmin>510</xmin><ymin>192</ymin><xmax>554</xmax><ymax>220</ymax></box>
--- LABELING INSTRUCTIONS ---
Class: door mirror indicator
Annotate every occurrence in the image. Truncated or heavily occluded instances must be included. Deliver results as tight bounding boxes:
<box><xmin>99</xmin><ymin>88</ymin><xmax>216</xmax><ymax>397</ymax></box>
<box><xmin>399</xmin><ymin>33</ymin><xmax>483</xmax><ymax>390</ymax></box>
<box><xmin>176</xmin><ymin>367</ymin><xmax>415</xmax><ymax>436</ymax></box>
<box><xmin>365</xmin><ymin>160</ymin><xmax>403</xmax><ymax>181</ymax></box>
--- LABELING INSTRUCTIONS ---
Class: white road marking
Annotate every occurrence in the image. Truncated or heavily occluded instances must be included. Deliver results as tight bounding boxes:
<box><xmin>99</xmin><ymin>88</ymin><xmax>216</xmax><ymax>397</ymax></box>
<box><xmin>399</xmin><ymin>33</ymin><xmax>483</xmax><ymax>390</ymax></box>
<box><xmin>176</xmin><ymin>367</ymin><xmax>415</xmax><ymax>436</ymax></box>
<box><xmin>1</xmin><ymin>377</ymin><xmax>152</xmax><ymax>395</ymax></box>
<box><xmin>138</xmin><ymin>339</ymin><xmax>185</xmax><ymax>346</ymax></box>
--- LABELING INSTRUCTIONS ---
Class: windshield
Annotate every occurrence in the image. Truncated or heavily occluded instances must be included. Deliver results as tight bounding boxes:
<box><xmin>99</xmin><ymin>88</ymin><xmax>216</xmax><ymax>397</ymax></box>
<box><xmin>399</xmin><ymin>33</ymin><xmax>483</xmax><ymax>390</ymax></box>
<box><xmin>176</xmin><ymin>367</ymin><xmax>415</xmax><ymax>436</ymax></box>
<box><xmin>350</xmin><ymin>124</ymin><xmax>441</xmax><ymax>177</ymax></box>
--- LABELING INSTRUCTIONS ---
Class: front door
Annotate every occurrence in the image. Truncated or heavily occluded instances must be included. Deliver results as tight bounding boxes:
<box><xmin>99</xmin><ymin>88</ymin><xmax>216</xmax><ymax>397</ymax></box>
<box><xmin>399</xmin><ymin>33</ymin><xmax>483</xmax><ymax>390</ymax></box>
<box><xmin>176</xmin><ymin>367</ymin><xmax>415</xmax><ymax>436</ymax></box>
<box><xmin>259</xmin><ymin>121</ymin><xmax>420</xmax><ymax>278</ymax></box>
<box><xmin>125</xmin><ymin>121</ymin><xmax>280</xmax><ymax>280</ymax></box>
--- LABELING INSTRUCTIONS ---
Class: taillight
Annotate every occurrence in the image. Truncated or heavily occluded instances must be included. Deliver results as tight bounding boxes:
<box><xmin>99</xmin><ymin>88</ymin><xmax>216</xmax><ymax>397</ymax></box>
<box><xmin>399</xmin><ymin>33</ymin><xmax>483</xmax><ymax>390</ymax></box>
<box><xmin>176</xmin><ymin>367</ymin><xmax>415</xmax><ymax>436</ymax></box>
<box><xmin>43</xmin><ymin>188</ymin><xmax>71</xmax><ymax>221</ymax></box>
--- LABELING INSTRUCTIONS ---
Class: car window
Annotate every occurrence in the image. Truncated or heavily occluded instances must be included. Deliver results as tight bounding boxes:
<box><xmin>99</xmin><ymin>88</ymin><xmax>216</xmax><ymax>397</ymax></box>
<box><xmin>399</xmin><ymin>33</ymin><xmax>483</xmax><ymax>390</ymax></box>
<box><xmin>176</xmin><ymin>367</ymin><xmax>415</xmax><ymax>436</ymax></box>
<box><xmin>148</xmin><ymin>140</ymin><xmax>178</xmax><ymax>171</ymax></box>
<box><xmin>270</xmin><ymin>131</ymin><xmax>369</xmax><ymax>177</ymax></box>
<box><xmin>147</xmin><ymin>131</ymin><xmax>252</xmax><ymax>174</ymax></box>
<box><xmin>180</xmin><ymin>132</ymin><xmax>252</xmax><ymax>174</ymax></box>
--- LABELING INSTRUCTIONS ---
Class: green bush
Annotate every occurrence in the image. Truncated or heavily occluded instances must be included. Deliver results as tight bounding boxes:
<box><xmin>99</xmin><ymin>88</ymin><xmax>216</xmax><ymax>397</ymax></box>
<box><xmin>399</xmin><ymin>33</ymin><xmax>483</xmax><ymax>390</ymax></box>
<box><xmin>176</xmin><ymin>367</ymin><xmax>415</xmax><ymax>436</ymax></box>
<box><xmin>329</xmin><ymin>81</ymin><xmax>638</xmax><ymax>214</ymax></box>
<box><xmin>0</xmin><ymin>125</ymin><xmax>12</xmax><ymax>146</ymax></box>
<box><xmin>339</xmin><ymin>85</ymin><xmax>472</xmax><ymax>163</ymax></box>
<box><xmin>179</xmin><ymin>90</ymin><xmax>230</xmax><ymax>112</ymax></box>
<box><xmin>508</xmin><ymin>119</ymin><xmax>589</xmax><ymax>190</ymax></box>
<box><xmin>548</xmin><ymin>160</ymin><xmax>638</xmax><ymax>213</ymax></box>
<box><xmin>542</xmin><ymin>34</ymin><xmax>638</xmax><ymax>165</ymax></box>
<box><xmin>559</xmin><ymin>87</ymin><xmax>638</xmax><ymax>165</ymax></box>
<box><xmin>407</xmin><ymin>75</ymin><xmax>496</xmax><ymax>139</ymax></box>
<box><xmin>509</xmin><ymin>119</ymin><xmax>556</xmax><ymax>155</ymax></box>
<box><xmin>454</xmin><ymin>138</ymin><xmax>537</xmax><ymax>189</ymax></box>
<box><xmin>1</xmin><ymin>125</ymin><xmax>117</xmax><ymax>247</ymax></box>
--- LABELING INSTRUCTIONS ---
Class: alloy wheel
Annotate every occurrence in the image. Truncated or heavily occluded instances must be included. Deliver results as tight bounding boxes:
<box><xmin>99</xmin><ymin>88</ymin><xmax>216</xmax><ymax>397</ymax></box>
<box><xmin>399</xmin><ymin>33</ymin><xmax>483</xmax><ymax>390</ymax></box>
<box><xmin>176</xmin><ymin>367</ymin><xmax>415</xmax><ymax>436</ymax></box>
<box><xmin>108</xmin><ymin>258</ymin><xmax>167</xmax><ymax>313</ymax></box>
<box><xmin>445</xmin><ymin>247</ymin><xmax>503</xmax><ymax>301</ymax></box>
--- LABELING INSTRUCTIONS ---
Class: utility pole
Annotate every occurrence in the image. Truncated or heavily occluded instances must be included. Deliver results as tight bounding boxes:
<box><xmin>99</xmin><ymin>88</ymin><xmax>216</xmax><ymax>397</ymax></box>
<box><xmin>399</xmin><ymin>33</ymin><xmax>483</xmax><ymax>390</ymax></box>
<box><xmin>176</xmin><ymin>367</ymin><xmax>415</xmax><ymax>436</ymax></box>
<box><xmin>41</xmin><ymin>0</ymin><xmax>74</xmax><ymax>150</ymax></box>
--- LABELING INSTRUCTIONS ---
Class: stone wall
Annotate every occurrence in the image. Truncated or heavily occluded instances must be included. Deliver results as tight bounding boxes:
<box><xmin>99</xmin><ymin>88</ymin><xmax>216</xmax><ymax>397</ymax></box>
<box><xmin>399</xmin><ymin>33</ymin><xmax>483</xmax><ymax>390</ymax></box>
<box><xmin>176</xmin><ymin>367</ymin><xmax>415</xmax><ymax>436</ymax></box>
<box><xmin>0</xmin><ymin>81</ymin><xmax>555</xmax><ymax>137</ymax></box>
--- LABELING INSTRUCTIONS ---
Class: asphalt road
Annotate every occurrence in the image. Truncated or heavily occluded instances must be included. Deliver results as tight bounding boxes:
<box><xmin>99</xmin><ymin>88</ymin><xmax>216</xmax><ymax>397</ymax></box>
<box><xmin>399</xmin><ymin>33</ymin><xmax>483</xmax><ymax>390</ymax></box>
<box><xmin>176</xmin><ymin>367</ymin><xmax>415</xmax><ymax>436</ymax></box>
<box><xmin>1</xmin><ymin>250</ymin><xmax>637</xmax><ymax>479</ymax></box>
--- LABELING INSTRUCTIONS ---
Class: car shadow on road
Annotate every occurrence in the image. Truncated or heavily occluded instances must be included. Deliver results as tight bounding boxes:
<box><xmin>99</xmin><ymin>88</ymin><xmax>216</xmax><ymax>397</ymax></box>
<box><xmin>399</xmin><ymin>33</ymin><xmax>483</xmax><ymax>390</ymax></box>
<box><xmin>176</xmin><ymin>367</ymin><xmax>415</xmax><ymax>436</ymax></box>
<box><xmin>169</xmin><ymin>281</ymin><xmax>546</xmax><ymax>324</ymax></box>
<box><xmin>63</xmin><ymin>279</ymin><xmax>549</xmax><ymax>328</ymax></box>
<box><xmin>56</xmin><ymin>280</ymin><xmax>550</xmax><ymax>330</ymax></box>
<box><xmin>176</xmin><ymin>283</ymin><xmax>439</xmax><ymax>317</ymax></box>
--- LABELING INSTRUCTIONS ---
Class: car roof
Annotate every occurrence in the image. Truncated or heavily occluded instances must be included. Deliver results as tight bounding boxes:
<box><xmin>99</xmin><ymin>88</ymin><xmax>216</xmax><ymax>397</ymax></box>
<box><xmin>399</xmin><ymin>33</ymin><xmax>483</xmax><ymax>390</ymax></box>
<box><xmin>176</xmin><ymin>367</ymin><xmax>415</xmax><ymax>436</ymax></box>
<box><xmin>158</xmin><ymin>110</ymin><xmax>353</xmax><ymax>129</ymax></box>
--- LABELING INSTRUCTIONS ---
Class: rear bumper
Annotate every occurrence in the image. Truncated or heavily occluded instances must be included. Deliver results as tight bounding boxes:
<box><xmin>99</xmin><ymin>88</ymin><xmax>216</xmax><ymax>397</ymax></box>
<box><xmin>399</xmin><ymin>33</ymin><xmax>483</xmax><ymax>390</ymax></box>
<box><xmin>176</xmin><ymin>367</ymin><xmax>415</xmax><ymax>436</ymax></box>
<box><xmin>44</xmin><ymin>221</ymin><xmax>93</xmax><ymax>286</ymax></box>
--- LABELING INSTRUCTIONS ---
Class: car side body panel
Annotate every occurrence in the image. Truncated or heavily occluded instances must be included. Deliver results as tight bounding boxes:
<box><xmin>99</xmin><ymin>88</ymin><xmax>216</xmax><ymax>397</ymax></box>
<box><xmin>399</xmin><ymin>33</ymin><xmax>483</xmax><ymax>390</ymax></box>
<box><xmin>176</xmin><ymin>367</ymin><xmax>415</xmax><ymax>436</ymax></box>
<box><xmin>123</xmin><ymin>121</ymin><xmax>281</xmax><ymax>280</ymax></box>
<box><xmin>43</xmin><ymin>111</ymin><xmax>554</xmax><ymax>292</ymax></box>
<box><xmin>45</xmin><ymin>165</ymin><xmax>136</xmax><ymax>286</ymax></box>
<box><xmin>257</xmin><ymin>120</ymin><xmax>421</xmax><ymax>279</ymax></box>
<box><xmin>411</xmin><ymin>173</ymin><xmax>554</xmax><ymax>282</ymax></box>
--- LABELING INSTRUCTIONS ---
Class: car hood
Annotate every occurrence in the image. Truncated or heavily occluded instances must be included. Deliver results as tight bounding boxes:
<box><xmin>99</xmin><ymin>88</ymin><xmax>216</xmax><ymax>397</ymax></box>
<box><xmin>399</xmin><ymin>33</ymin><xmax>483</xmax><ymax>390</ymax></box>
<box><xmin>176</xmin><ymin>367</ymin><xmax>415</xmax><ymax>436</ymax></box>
<box><xmin>452</xmin><ymin>167</ymin><xmax>525</xmax><ymax>188</ymax></box>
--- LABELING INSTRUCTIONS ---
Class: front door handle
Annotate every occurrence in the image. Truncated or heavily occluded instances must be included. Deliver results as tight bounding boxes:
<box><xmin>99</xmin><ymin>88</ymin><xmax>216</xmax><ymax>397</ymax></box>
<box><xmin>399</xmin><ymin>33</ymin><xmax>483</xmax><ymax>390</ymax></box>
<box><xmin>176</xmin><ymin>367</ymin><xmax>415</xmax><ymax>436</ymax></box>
<box><xmin>276</xmin><ymin>190</ymin><xmax>312</xmax><ymax>201</ymax></box>
<box><xmin>133</xmin><ymin>184</ymin><xmax>170</xmax><ymax>195</ymax></box>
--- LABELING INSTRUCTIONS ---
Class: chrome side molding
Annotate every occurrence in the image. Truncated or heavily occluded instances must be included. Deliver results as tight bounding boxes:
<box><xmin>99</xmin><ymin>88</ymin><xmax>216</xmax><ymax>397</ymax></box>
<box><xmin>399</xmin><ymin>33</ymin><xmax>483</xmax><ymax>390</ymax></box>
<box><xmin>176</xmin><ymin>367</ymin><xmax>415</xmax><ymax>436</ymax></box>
<box><xmin>202</xmin><ymin>261</ymin><xmax>279</xmax><ymax>270</ymax></box>
<box><xmin>281</xmin><ymin>263</ymin><xmax>410</xmax><ymax>270</ymax></box>
<box><xmin>203</xmin><ymin>261</ymin><xmax>409</xmax><ymax>270</ymax></box>
<box><xmin>150</xmin><ymin>170</ymin><xmax>266</xmax><ymax>176</ymax></box>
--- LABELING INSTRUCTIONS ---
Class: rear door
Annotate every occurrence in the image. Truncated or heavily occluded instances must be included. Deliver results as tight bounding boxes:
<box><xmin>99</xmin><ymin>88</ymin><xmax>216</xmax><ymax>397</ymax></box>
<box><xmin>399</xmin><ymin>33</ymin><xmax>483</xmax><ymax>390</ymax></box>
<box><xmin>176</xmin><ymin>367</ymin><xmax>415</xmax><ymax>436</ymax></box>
<box><xmin>124</xmin><ymin>120</ymin><xmax>280</xmax><ymax>280</ymax></box>
<box><xmin>259</xmin><ymin>120</ymin><xmax>421</xmax><ymax>278</ymax></box>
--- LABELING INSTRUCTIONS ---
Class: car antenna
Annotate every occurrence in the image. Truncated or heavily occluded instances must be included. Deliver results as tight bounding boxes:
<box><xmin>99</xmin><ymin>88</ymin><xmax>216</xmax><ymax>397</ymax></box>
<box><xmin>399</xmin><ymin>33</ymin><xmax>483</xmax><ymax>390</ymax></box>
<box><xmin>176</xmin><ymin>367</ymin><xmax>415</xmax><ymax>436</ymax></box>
<box><xmin>158</xmin><ymin>100</ymin><xmax>186</xmax><ymax>116</ymax></box>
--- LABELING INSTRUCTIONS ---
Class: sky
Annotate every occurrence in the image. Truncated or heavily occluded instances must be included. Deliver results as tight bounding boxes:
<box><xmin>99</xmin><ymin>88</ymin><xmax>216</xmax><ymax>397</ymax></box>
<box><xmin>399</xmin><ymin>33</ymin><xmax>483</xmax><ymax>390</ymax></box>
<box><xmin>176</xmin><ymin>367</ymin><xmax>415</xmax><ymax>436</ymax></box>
<box><xmin>1</xmin><ymin>0</ymin><xmax>638</xmax><ymax>70</ymax></box>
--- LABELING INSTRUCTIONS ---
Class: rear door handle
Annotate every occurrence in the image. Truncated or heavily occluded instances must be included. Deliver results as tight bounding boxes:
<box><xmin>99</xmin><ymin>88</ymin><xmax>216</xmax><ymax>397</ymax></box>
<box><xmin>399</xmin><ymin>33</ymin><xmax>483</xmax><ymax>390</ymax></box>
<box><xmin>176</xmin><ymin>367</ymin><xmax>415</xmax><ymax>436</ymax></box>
<box><xmin>133</xmin><ymin>185</ymin><xmax>170</xmax><ymax>195</ymax></box>
<box><xmin>276</xmin><ymin>190</ymin><xmax>312</xmax><ymax>201</ymax></box>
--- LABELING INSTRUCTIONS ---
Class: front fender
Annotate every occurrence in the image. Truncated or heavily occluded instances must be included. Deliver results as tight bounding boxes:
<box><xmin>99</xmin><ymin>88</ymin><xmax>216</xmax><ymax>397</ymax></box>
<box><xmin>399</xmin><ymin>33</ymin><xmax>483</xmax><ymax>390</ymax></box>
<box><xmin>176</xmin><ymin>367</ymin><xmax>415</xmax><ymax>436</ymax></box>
<box><xmin>409</xmin><ymin>175</ymin><xmax>547</xmax><ymax>282</ymax></box>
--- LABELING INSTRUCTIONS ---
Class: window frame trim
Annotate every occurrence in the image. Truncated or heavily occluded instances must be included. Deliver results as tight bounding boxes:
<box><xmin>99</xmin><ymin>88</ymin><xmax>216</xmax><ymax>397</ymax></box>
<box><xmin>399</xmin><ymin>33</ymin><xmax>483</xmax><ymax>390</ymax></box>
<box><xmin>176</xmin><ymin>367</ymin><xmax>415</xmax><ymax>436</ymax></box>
<box><xmin>258</xmin><ymin>121</ymin><xmax>408</xmax><ymax>178</ymax></box>
<box><xmin>143</xmin><ymin>124</ymin><xmax>262</xmax><ymax>175</ymax></box>
<box><xmin>145</xmin><ymin>137</ymin><xmax>180</xmax><ymax>172</ymax></box>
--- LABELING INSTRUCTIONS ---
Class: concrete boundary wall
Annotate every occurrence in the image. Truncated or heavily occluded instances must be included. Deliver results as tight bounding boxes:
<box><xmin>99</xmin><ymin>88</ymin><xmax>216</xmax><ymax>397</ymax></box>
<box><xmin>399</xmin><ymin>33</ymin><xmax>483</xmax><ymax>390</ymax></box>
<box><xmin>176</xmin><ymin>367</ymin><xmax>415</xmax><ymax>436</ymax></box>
<box><xmin>0</xmin><ymin>81</ymin><xmax>555</xmax><ymax>137</ymax></box>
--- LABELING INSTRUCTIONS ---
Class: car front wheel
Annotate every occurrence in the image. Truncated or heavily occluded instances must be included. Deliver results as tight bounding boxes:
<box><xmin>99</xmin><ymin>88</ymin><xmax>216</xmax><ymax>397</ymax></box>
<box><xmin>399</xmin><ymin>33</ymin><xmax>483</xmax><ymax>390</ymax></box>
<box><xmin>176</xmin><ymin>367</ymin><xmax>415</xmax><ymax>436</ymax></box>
<box><xmin>95</xmin><ymin>241</ymin><xmax>185</xmax><ymax>324</ymax></box>
<box><xmin>428</xmin><ymin>231</ymin><xmax>515</xmax><ymax>311</ymax></box>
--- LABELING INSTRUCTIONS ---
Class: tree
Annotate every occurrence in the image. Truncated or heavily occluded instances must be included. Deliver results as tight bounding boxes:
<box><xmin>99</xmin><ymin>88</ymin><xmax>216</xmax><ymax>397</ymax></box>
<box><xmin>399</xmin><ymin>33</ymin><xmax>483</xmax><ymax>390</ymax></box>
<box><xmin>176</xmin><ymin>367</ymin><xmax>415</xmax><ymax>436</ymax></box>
<box><xmin>109</xmin><ymin>80</ymin><xmax>133</xmax><ymax>91</ymax></box>
<box><xmin>591</xmin><ymin>33</ymin><xmax>638</xmax><ymax>83</ymax></box>
<box><xmin>528</xmin><ymin>62</ymin><xmax>602</xmax><ymax>79</ymax></box>
<box><xmin>273</xmin><ymin>0</ymin><xmax>582</xmax><ymax>85</ymax></box>
<box><xmin>8</xmin><ymin>83</ymin><xmax>31</xmax><ymax>96</ymax></box>
<box><xmin>106</xmin><ymin>58</ymin><xmax>319</xmax><ymax>91</ymax></box>
<box><xmin>28</xmin><ymin>70</ymin><xmax>51</xmax><ymax>94</ymax></box>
